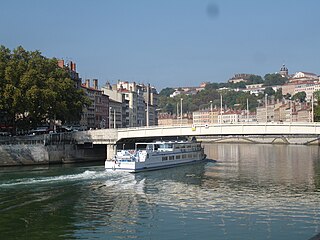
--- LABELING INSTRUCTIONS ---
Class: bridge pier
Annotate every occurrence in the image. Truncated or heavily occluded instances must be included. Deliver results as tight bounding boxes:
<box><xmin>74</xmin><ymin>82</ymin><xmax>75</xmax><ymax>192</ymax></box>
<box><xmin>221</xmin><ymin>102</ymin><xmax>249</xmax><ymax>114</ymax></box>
<box><xmin>106</xmin><ymin>144</ymin><xmax>116</xmax><ymax>160</ymax></box>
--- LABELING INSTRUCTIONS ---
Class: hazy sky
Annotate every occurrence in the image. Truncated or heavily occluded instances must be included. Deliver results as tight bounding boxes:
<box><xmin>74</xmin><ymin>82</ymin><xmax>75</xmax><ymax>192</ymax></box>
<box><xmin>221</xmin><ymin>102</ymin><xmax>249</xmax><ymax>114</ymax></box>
<box><xmin>1</xmin><ymin>0</ymin><xmax>320</xmax><ymax>90</ymax></box>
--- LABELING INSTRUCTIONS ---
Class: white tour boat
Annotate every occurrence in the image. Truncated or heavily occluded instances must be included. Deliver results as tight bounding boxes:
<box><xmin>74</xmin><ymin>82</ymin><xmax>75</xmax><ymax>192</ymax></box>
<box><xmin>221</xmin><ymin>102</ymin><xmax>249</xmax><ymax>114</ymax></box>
<box><xmin>105</xmin><ymin>140</ymin><xmax>207</xmax><ymax>172</ymax></box>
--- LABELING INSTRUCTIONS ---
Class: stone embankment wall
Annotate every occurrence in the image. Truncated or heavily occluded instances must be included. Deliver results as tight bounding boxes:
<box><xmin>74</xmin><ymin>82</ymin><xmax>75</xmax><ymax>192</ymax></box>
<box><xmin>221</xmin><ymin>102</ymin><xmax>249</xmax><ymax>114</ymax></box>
<box><xmin>0</xmin><ymin>144</ymin><xmax>106</xmax><ymax>167</ymax></box>
<box><xmin>0</xmin><ymin>134</ymin><xmax>106</xmax><ymax>167</ymax></box>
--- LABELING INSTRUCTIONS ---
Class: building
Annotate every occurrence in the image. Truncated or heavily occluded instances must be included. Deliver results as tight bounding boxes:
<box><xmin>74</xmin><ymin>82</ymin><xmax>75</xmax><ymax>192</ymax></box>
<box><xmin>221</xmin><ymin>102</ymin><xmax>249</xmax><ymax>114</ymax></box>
<box><xmin>107</xmin><ymin>80</ymin><xmax>159</xmax><ymax>127</ymax></box>
<box><xmin>193</xmin><ymin>109</ymin><xmax>218</xmax><ymax>125</ymax></box>
<box><xmin>81</xmin><ymin>79</ymin><xmax>109</xmax><ymax>129</ymax></box>
<box><xmin>218</xmin><ymin>110</ymin><xmax>243</xmax><ymax>124</ymax></box>
<box><xmin>57</xmin><ymin>60</ymin><xmax>81</xmax><ymax>88</ymax></box>
<box><xmin>170</xmin><ymin>82</ymin><xmax>207</xmax><ymax>97</ymax></box>
<box><xmin>291</xmin><ymin>71</ymin><xmax>318</xmax><ymax>82</ymax></box>
<box><xmin>158</xmin><ymin>113</ymin><xmax>193</xmax><ymax>126</ymax></box>
<box><xmin>228</xmin><ymin>74</ymin><xmax>253</xmax><ymax>84</ymax></box>
<box><xmin>256</xmin><ymin>100</ymin><xmax>312</xmax><ymax>123</ymax></box>
<box><xmin>279</xmin><ymin>64</ymin><xmax>289</xmax><ymax>78</ymax></box>
<box><xmin>101</xmin><ymin>83</ymin><xmax>128</xmax><ymax>128</ymax></box>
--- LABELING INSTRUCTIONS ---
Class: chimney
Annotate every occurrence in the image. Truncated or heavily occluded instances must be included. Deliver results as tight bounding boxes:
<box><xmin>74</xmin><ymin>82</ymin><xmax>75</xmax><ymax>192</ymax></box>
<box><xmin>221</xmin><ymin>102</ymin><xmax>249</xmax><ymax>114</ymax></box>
<box><xmin>93</xmin><ymin>79</ymin><xmax>98</xmax><ymax>89</ymax></box>
<box><xmin>72</xmin><ymin>62</ymin><xmax>76</xmax><ymax>71</ymax></box>
<box><xmin>58</xmin><ymin>60</ymin><xmax>64</xmax><ymax>68</ymax></box>
<box><xmin>85</xmin><ymin>79</ymin><xmax>90</xmax><ymax>88</ymax></box>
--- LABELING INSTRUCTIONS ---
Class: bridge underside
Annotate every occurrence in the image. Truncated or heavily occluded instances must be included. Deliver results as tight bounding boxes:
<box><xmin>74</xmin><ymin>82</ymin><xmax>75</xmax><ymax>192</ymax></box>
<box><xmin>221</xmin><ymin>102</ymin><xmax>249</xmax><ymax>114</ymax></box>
<box><xmin>116</xmin><ymin>134</ymin><xmax>320</xmax><ymax>148</ymax></box>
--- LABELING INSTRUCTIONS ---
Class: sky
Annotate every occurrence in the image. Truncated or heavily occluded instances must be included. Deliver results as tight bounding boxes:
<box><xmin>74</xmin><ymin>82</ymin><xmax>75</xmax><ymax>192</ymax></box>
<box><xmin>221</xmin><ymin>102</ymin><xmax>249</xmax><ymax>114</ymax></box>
<box><xmin>1</xmin><ymin>0</ymin><xmax>320</xmax><ymax>91</ymax></box>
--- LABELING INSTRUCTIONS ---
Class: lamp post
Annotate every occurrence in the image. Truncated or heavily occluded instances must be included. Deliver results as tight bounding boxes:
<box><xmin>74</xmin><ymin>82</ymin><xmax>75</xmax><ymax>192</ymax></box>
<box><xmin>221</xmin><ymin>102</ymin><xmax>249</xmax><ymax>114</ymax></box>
<box><xmin>114</xmin><ymin>108</ymin><xmax>116</xmax><ymax>128</ymax></box>
<box><xmin>220</xmin><ymin>94</ymin><xmax>223</xmax><ymax>124</ymax></box>
<box><xmin>311</xmin><ymin>93</ymin><xmax>314</xmax><ymax>123</ymax></box>
<box><xmin>265</xmin><ymin>94</ymin><xmax>268</xmax><ymax>123</ymax></box>
<box><xmin>246</xmin><ymin>98</ymin><xmax>249</xmax><ymax>122</ymax></box>
<box><xmin>180</xmin><ymin>98</ymin><xmax>183</xmax><ymax>126</ymax></box>
<box><xmin>210</xmin><ymin>100</ymin><xmax>213</xmax><ymax>124</ymax></box>
<box><xmin>109</xmin><ymin>107</ymin><xmax>112</xmax><ymax>128</ymax></box>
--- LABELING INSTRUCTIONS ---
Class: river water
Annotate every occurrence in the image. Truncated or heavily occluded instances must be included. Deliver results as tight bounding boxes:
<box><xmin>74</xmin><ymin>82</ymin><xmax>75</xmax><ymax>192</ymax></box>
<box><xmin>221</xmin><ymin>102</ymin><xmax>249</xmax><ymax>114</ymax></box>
<box><xmin>0</xmin><ymin>143</ymin><xmax>319</xmax><ymax>240</ymax></box>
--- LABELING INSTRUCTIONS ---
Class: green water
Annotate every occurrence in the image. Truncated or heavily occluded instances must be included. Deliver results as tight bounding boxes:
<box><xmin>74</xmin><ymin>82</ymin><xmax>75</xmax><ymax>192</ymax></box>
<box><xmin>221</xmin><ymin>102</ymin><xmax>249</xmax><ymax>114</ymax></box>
<box><xmin>0</xmin><ymin>144</ymin><xmax>319</xmax><ymax>239</ymax></box>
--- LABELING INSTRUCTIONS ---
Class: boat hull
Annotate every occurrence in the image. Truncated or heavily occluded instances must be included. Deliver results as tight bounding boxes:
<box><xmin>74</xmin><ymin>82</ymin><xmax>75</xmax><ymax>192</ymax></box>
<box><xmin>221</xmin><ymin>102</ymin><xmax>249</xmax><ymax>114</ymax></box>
<box><xmin>105</xmin><ymin>155</ymin><xmax>207</xmax><ymax>173</ymax></box>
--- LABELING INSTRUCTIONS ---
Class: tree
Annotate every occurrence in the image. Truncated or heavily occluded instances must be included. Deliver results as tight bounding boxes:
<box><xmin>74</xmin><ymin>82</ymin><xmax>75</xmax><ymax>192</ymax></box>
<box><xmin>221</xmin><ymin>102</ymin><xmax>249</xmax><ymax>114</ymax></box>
<box><xmin>314</xmin><ymin>91</ymin><xmax>320</xmax><ymax>122</ymax></box>
<box><xmin>159</xmin><ymin>87</ymin><xmax>175</xmax><ymax>97</ymax></box>
<box><xmin>292</xmin><ymin>91</ymin><xmax>306</xmax><ymax>102</ymax></box>
<box><xmin>264</xmin><ymin>73</ymin><xmax>287</xmax><ymax>86</ymax></box>
<box><xmin>0</xmin><ymin>45</ymin><xmax>90</xmax><ymax>132</ymax></box>
<box><xmin>264</xmin><ymin>87</ymin><xmax>275</xmax><ymax>96</ymax></box>
<box><xmin>247</xmin><ymin>75</ymin><xmax>264</xmax><ymax>84</ymax></box>
<box><xmin>274</xmin><ymin>88</ymin><xmax>283</xmax><ymax>100</ymax></box>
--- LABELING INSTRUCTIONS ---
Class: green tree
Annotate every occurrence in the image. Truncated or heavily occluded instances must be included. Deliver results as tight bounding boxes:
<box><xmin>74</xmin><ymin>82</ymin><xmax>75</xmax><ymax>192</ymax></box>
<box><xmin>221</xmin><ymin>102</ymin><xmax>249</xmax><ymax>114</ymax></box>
<box><xmin>264</xmin><ymin>73</ymin><xmax>287</xmax><ymax>86</ymax></box>
<box><xmin>247</xmin><ymin>75</ymin><xmax>264</xmax><ymax>84</ymax></box>
<box><xmin>159</xmin><ymin>87</ymin><xmax>175</xmax><ymax>97</ymax></box>
<box><xmin>264</xmin><ymin>87</ymin><xmax>275</xmax><ymax>96</ymax></box>
<box><xmin>0</xmin><ymin>45</ymin><xmax>90</xmax><ymax>132</ymax></box>
<box><xmin>292</xmin><ymin>91</ymin><xmax>306</xmax><ymax>102</ymax></box>
<box><xmin>274</xmin><ymin>88</ymin><xmax>283</xmax><ymax>100</ymax></box>
<box><xmin>314</xmin><ymin>91</ymin><xmax>320</xmax><ymax>121</ymax></box>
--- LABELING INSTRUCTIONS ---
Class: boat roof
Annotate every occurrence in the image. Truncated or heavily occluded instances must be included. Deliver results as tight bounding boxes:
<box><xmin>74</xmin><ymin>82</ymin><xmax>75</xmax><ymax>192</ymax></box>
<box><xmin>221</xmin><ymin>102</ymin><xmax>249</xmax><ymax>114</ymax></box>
<box><xmin>135</xmin><ymin>141</ymin><xmax>199</xmax><ymax>146</ymax></box>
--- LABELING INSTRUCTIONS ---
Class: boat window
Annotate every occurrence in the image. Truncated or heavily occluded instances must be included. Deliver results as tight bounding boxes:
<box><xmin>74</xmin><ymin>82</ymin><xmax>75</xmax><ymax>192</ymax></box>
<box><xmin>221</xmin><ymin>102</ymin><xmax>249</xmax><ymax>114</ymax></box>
<box><xmin>162</xmin><ymin>156</ymin><xmax>168</xmax><ymax>161</ymax></box>
<box><xmin>187</xmin><ymin>145</ymin><xmax>191</xmax><ymax>148</ymax></box>
<box><xmin>188</xmin><ymin>154</ymin><xmax>192</xmax><ymax>158</ymax></box>
<box><xmin>182</xmin><ymin>154</ymin><xmax>187</xmax><ymax>159</ymax></box>
<box><xmin>169</xmin><ymin>156</ymin><xmax>174</xmax><ymax>160</ymax></box>
<box><xmin>176</xmin><ymin>155</ymin><xmax>181</xmax><ymax>159</ymax></box>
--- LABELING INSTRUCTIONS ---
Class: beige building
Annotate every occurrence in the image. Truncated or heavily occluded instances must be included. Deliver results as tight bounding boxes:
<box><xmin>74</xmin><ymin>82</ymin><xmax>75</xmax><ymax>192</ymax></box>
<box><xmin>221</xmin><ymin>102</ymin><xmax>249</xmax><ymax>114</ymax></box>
<box><xmin>158</xmin><ymin>113</ymin><xmax>193</xmax><ymax>126</ymax></box>
<box><xmin>228</xmin><ymin>73</ymin><xmax>253</xmax><ymax>83</ymax></box>
<box><xmin>101</xmin><ymin>83</ymin><xmax>128</xmax><ymax>128</ymax></box>
<box><xmin>193</xmin><ymin>109</ymin><xmax>218</xmax><ymax>125</ymax></box>
<box><xmin>256</xmin><ymin>100</ymin><xmax>312</xmax><ymax>123</ymax></box>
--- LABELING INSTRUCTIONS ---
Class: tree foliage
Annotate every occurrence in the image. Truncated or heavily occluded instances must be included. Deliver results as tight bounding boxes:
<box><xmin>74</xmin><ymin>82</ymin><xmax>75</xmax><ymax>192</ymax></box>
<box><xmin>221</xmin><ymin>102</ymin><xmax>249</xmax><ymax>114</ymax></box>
<box><xmin>158</xmin><ymin>87</ymin><xmax>258</xmax><ymax>115</ymax></box>
<box><xmin>0</xmin><ymin>45</ymin><xmax>90</xmax><ymax>132</ymax></box>
<box><xmin>264</xmin><ymin>87</ymin><xmax>275</xmax><ymax>96</ymax></box>
<box><xmin>314</xmin><ymin>91</ymin><xmax>320</xmax><ymax>122</ymax></box>
<box><xmin>292</xmin><ymin>91</ymin><xmax>306</xmax><ymax>102</ymax></box>
<box><xmin>159</xmin><ymin>87</ymin><xmax>175</xmax><ymax>97</ymax></box>
<box><xmin>264</xmin><ymin>73</ymin><xmax>287</xmax><ymax>86</ymax></box>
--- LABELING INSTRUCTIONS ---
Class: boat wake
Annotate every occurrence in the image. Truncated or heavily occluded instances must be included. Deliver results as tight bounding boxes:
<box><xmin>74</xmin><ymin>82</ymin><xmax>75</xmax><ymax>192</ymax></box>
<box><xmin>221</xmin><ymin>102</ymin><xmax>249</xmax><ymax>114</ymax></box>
<box><xmin>0</xmin><ymin>170</ymin><xmax>127</xmax><ymax>188</ymax></box>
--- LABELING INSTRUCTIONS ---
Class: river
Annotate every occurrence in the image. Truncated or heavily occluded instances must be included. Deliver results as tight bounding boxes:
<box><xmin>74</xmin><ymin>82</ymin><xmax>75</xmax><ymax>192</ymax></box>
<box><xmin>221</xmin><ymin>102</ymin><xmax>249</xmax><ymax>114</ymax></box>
<box><xmin>0</xmin><ymin>143</ymin><xmax>319</xmax><ymax>239</ymax></box>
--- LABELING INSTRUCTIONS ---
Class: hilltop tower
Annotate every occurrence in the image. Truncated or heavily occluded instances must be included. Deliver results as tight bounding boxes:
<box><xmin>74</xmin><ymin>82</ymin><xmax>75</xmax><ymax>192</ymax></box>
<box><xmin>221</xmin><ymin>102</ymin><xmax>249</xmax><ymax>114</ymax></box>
<box><xmin>279</xmin><ymin>64</ymin><xmax>288</xmax><ymax>77</ymax></box>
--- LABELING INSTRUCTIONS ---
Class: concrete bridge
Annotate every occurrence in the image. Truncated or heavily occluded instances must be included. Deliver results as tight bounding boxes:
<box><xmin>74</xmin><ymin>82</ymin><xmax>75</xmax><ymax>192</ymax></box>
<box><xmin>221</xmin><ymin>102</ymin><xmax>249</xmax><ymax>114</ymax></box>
<box><xmin>72</xmin><ymin>122</ymin><xmax>320</xmax><ymax>159</ymax></box>
<box><xmin>73</xmin><ymin>122</ymin><xmax>320</xmax><ymax>142</ymax></box>
<box><xmin>2</xmin><ymin>123</ymin><xmax>320</xmax><ymax>166</ymax></box>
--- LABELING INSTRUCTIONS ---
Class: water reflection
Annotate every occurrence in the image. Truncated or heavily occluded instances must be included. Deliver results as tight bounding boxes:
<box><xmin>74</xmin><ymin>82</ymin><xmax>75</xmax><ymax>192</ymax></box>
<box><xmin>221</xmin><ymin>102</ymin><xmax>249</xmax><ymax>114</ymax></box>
<box><xmin>0</xmin><ymin>144</ymin><xmax>320</xmax><ymax>239</ymax></box>
<box><xmin>204</xmin><ymin>143</ymin><xmax>320</xmax><ymax>191</ymax></box>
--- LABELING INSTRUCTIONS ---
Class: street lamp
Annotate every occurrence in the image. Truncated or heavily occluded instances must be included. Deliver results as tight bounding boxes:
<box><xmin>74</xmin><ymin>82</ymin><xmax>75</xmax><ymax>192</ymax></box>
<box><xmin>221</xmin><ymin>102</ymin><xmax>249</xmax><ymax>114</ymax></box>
<box><xmin>109</xmin><ymin>107</ymin><xmax>112</xmax><ymax>128</ymax></box>
<box><xmin>311</xmin><ymin>93</ymin><xmax>314</xmax><ymax>123</ymax></box>
<box><xmin>180</xmin><ymin>98</ymin><xmax>183</xmax><ymax>125</ymax></box>
<box><xmin>113</xmin><ymin>108</ymin><xmax>116</xmax><ymax>128</ymax></box>
<box><xmin>246</xmin><ymin>98</ymin><xmax>249</xmax><ymax>123</ymax></box>
<box><xmin>265</xmin><ymin>94</ymin><xmax>268</xmax><ymax>123</ymax></box>
<box><xmin>220</xmin><ymin>94</ymin><xmax>223</xmax><ymax>124</ymax></box>
<box><xmin>210</xmin><ymin>100</ymin><xmax>213</xmax><ymax>124</ymax></box>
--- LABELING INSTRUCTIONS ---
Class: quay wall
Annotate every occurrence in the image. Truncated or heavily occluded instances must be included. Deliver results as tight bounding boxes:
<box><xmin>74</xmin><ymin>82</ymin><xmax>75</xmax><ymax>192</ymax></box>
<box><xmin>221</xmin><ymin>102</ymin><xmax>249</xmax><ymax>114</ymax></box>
<box><xmin>0</xmin><ymin>143</ymin><xmax>106</xmax><ymax>167</ymax></box>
